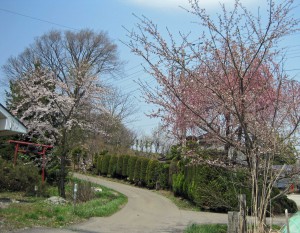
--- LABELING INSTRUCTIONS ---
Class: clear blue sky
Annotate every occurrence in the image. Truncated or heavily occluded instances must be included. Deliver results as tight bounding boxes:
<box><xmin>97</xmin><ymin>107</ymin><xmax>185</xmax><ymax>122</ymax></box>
<box><xmin>0</xmin><ymin>0</ymin><xmax>299</xmax><ymax>136</ymax></box>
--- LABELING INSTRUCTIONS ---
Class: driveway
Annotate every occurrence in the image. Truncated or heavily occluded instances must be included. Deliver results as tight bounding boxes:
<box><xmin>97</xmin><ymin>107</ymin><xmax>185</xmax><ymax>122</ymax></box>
<box><xmin>287</xmin><ymin>194</ymin><xmax>300</xmax><ymax>209</ymax></box>
<box><xmin>15</xmin><ymin>173</ymin><xmax>286</xmax><ymax>233</ymax></box>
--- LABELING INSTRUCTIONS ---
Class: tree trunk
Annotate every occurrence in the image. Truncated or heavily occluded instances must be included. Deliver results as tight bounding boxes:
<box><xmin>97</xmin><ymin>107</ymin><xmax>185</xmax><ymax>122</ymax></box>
<box><xmin>58</xmin><ymin>153</ymin><xmax>66</xmax><ymax>198</ymax></box>
<box><xmin>58</xmin><ymin>129</ymin><xmax>67</xmax><ymax>198</ymax></box>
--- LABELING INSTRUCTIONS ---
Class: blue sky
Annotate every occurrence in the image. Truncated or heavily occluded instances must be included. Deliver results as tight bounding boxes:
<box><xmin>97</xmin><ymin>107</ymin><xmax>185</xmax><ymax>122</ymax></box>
<box><xmin>0</xmin><ymin>0</ymin><xmax>299</xmax><ymax>136</ymax></box>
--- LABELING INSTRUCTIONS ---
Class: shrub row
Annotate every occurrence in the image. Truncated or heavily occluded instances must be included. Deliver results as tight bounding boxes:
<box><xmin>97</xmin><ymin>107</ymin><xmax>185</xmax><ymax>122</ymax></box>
<box><xmin>173</xmin><ymin>164</ymin><xmax>297</xmax><ymax>214</ymax></box>
<box><xmin>96</xmin><ymin>154</ymin><xmax>297</xmax><ymax>214</ymax></box>
<box><xmin>172</xmin><ymin>165</ymin><xmax>251</xmax><ymax>212</ymax></box>
<box><xmin>96</xmin><ymin>154</ymin><xmax>169</xmax><ymax>189</ymax></box>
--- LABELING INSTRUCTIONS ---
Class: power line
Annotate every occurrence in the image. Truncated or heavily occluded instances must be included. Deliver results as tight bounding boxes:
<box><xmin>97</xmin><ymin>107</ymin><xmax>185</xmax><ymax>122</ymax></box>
<box><xmin>0</xmin><ymin>8</ymin><xmax>79</xmax><ymax>31</ymax></box>
<box><xmin>285</xmin><ymin>68</ymin><xmax>300</xmax><ymax>72</ymax></box>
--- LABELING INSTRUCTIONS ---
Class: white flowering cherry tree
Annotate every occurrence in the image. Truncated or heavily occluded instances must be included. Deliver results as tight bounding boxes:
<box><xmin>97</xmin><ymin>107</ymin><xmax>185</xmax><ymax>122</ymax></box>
<box><xmin>4</xmin><ymin>29</ymin><xmax>121</xmax><ymax>197</ymax></box>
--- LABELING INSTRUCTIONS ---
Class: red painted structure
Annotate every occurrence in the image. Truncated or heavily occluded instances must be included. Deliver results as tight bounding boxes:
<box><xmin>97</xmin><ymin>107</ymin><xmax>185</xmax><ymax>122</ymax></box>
<box><xmin>8</xmin><ymin>140</ymin><xmax>53</xmax><ymax>183</ymax></box>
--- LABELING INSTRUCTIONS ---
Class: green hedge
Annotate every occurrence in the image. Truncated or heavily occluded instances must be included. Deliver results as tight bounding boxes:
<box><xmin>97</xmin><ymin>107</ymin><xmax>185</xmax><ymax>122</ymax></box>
<box><xmin>100</xmin><ymin>154</ymin><xmax>111</xmax><ymax>175</ymax></box>
<box><xmin>94</xmin><ymin>152</ymin><xmax>297</xmax><ymax>215</ymax></box>
<box><xmin>172</xmin><ymin>173</ymin><xmax>185</xmax><ymax>196</ymax></box>
<box><xmin>169</xmin><ymin>160</ymin><xmax>180</xmax><ymax>187</ymax></box>
<box><xmin>134</xmin><ymin>157</ymin><xmax>142</xmax><ymax>184</ymax></box>
<box><xmin>116</xmin><ymin>155</ymin><xmax>124</xmax><ymax>177</ymax></box>
<box><xmin>140</xmin><ymin>157</ymin><xmax>149</xmax><ymax>185</ymax></box>
<box><xmin>146</xmin><ymin>160</ymin><xmax>160</xmax><ymax>188</ymax></box>
<box><xmin>271</xmin><ymin>187</ymin><xmax>298</xmax><ymax>214</ymax></box>
<box><xmin>122</xmin><ymin>155</ymin><xmax>130</xmax><ymax>177</ymax></box>
<box><xmin>181</xmin><ymin>165</ymin><xmax>248</xmax><ymax>212</ymax></box>
<box><xmin>157</xmin><ymin>163</ymin><xmax>170</xmax><ymax>189</ymax></box>
<box><xmin>108</xmin><ymin>155</ymin><xmax>118</xmax><ymax>177</ymax></box>
<box><xmin>97</xmin><ymin>155</ymin><xmax>102</xmax><ymax>174</ymax></box>
<box><xmin>128</xmin><ymin>156</ymin><xmax>138</xmax><ymax>182</ymax></box>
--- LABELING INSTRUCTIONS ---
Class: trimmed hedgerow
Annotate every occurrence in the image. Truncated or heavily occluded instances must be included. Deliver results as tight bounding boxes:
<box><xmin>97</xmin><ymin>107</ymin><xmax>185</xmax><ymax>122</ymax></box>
<box><xmin>140</xmin><ymin>157</ymin><xmax>150</xmax><ymax>186</ymax></box>
<box><xmin>128</xmin><ymin>156</ymin><xmax>138</xmax><ymax>182</ymax></box>
<box><xmin>172</xmin><ymin>173</ymin><xmax>185</xmax><ymax>196</ymax></box>
<box><xmin>146</xmin><ymin>160</ymin><xmax>159</xmax><ymax>189</ymax></box>
<box><xmin>157</xmin><ymin>163</ymin><xmax>170</xmax><ymax>189</ymax></box>
<box><xmin>93</xmin><ymin>151</ymin><xmax>297</xmax><ymax>215</ymax></box>
<box><xmin>116</xmin><ymin>155</ymin><xmax>124</xmax><ymax>177</ymax></box>
<box><xmin>100</xmin><ymin>154</ymin><xmax>111</xmax><ymax>175</ymax></box>
<box><xmin>134</xmin><ymin>157</ymin><xmax>142</xmax><ymax>184</ymax></box>
<box><xmin>96</xmin><ymin>155</ymin><xmax>102</xmax><ymax>174</ymax></box>
<box><xmin>122</xmin><ymin>155</ymin><xmax>130</xmax><ymax>177</ymax></box>
<box><xmin>181</xmin><ymin>165</ymin><xmax>252</xmax><ymax>213</ymax></box>
<box><xmin>108</xmin><ymin>155</ymin><xmax>118</xmax><ymax>177</ymax></box>
<box><xmin>169</xmin><ymin>160</ymin><xmax>180</xmax><ymax>188</ymax></box>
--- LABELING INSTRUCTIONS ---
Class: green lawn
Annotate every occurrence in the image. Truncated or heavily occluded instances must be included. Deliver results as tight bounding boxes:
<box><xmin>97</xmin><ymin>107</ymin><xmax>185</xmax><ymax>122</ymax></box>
<box><xmin>184</xmin><ymin>224</ymin><xmax>227</xmax><ymax>233</ymax></box>
<box><xmin>0</xmin><ymin>180</ymin><xmax>127</xmax><ymax>232</ymax></box>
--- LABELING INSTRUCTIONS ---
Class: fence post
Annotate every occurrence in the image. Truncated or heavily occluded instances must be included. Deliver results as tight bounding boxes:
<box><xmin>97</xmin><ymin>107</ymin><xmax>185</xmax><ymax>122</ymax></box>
<box><xmin>239</xmin><ymin>194</ymin><xmax>247</xmax><ymax>233</ymax></box>
<box><xmin>228</xmin><ymin>211</ymin><xmax>239</xmax><ymax>233</ymax></box>
<box><xmin>285</xmin><ymin>209</ymin><xmax>290</xmax><ymax>233</ymax></box>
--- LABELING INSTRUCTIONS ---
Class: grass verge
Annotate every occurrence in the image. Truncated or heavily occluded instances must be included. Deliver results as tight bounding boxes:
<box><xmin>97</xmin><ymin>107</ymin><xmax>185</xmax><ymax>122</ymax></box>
<box><xmin>155</xmin><ymin>190</ymin><xmax>200</xmax><ymax>211</ymax></box>
<box><xmin>0</xmin><ymin>180</ymin><xmax>127</xmax><ymax>232</ymax></box>
<box><xmin>184</xmin><ymin>224</ymin><xmax>227</xmax><ymax>233</ymax></box>
<box><xmin>184</xmin><ymin>223</ymin><xmax>281</xmax><ymax>233</ymax></box>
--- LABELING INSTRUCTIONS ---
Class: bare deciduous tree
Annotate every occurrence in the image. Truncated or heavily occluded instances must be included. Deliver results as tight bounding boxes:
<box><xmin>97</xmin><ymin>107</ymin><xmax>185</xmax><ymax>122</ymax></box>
<box><xmin>100</xmin><ymin>86</ymin><xmax>138</xmax><ymax>123</ymax></box>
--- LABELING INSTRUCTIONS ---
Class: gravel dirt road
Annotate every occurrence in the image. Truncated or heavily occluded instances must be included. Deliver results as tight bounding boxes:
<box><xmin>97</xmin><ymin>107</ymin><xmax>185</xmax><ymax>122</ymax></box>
<box><xmin>14</xmin><ymin>173</ymin><xmax>286</xmax><ymax>233</ymax></box>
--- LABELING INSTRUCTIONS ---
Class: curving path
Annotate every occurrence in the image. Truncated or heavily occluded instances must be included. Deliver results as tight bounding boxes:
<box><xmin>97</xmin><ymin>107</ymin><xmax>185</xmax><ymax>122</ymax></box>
<box><xmin>15</xmin><ymin>173</ymin><xmax>286</xmax><ymax>233</ymax></box>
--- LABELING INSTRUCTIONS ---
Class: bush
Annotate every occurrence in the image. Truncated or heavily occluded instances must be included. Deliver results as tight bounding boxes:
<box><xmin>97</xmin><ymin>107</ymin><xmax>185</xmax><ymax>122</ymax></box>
<box><xmin>140</xmin><ymin>157</ymin><xmax>150</xmax><ymax>185</ymax></box>
<box><xmin>169</xmin><ymin>160</ymin><xmax>180</xmax><ymax>187</ymax></box>
<box><xmin>146</xmin><ymin>160</ymin><xmax>159</xmax><ymax>189</ymax></box>
<box><xmin>73</xmin><ymin>181</ymin><xmax>95</xmax><ymax>202</ymax></box>
<box><xmin>0</xmin><ymin>158</ymin><xmax>40</xmax><ymax>193</ymax></box>
<box><xmin>70</xmin><ymin>146</ymin><xmax>88</xmax><ymax>171</ymax></box>
<box><xmin>172</xmin><ymin>173</ymin><xmax>185</xmax><ymax>196</ymax></box>
<box><xmin>116</xmin><ymin>155</ymin><xmax>124</xmax><ymax>177</ymax></box>
<box><xmin>45</xmin><ymin>155</ymin><xmax>60</xmax><ymax>185</ymax></box>
<box><xmin>134</xmin><ymin>157</ymin><xmax>142</xmax><ymax>184</ymax></box>
<box><xmin>97</xmin><ymin>155</ymin><xmax>102</xmax><ymax>174</ymax></box>
<box><xmin>157</xmin><ymin>163</ymin><xmax>170</xmax><ymax>189</ymax></box>
<box><xmin>108</xmin><ymin>155</ymin><xmax>118</xmax><ymax>177</ymax></box>
<box><xmin>101</xmin><ymin>154</ymin><xmax>111</xmax><ymax>175</ymax></box>
<box><xmin>181</xmin><ymin>165</ymin><xmax>252</xmax><ymax>213</ymax></box>
<box><xmin>271</xmin><ymin>188</ymin><xmax>298</xmax><ymax>214</ymax></box>
<box><xmin>122</xmin><ymin>155</ymin><xmax>130</xmax><ymax>177</ymax></box>
<box><xmin>193</xmin><ymin>166</ymin><xmax>232</xmax><ymax>212</ymax></box>
<box><xmin>128</xmin><ymin>156</ymin><xmax>138</xmax><ymax>182</ymax></box>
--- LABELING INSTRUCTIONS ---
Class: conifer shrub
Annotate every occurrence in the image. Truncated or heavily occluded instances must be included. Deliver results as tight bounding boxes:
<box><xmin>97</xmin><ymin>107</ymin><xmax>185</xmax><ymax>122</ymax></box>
<box><xmin>169</xmin><ymin>160</ymin><xmax>180</xmax><ymax>187</ymax></box>
<box><xmin>0</xmin><ymin>158</ymin><xmax>40</xmax><ymax>193</ymax></box>
<box><xmin>96</xmin><ymin>155</ymin><xmax>102</xmax><ymax>174</ymax></box>
<box><xmin>116</xmin><ymin>155</ymin><xmax>124</xmax><ymax>177</ymax></box>
<box><xmin>134</xmin><ymin>157</ymin><xmax>142</xmax><ymax>184</ymax></box>
<box><xmin>182</xmin><ymin>165</ymin><xmax>252</xmax><ymax>212</ymax></box>
<box><xmin>122</xmin><ymin>155</ymin><xmax>130</xmax><ymax>177</ymax></box>
<box><xmin>108</xmin><ymin>155</ymin><xmax>118</xmax><ymax>177</ymax></box>
<box><xmin>157</xmin><ymin>163</ymin><xmax>170</xmax><ymax>189</ymax></box>
<box><xmin>172</xmin><ymin>173</ymin><xmax>185</xmax><ymax>196</ymax></box>
<box><xmin>101</xmin><ymin>154</ymin><xmax>111</xmax><ymax>175</ymax></box>
<box><xmin>140</xmin><ymin>157</ymin><xmax>150</xmax><ymax>185</ymax></box>
<box><xmin>146</xmin><ymin>160</ymin><xmax>159</xmax><ymax>189</ymax></box>
<box><xmin>128</xmin><ymin>156</ymin><xmax>138</xmax><ymax>182</ymax></box>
